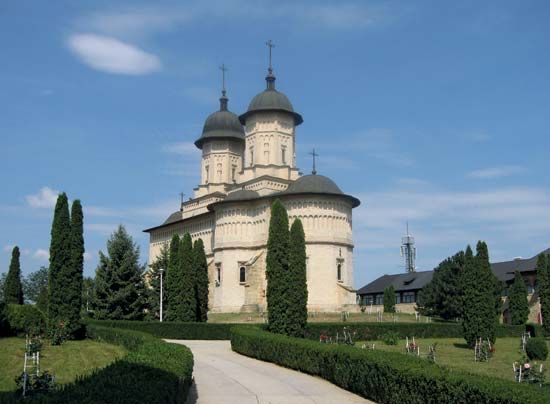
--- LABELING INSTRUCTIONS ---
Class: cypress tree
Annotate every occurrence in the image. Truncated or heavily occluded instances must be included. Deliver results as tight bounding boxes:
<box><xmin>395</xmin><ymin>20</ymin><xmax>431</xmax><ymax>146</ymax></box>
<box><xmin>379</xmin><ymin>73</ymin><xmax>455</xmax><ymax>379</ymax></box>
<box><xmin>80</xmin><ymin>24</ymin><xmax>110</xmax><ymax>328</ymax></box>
<box><xmin>93</xmin><ymin>225</ymin><xmax>146</xmax><ymax>320</ymax></box>
<box><xmin>287</xmin><ymin>219</ymin><xmax>308</xmax><ymax>337</ymax></box>
<box><xmin>4</xmin><ymin>246</ymin><xmax>24</xmax><ymax>304</ymax></box>
<box><xmin>509</xmin><ymin>271</ymin><xmax>529</xmax><ymax>325</ymax></box>
<box><xmin>193</xmin><ymin>238</ymin><xmax>209</xmax><ymax>322</ymax></box>
<box><xmin>266</xmin><ymin>199</ymin><xmax>290</xmax><ymax>334</ymax></box>
<box><xmin>66</xmin><ymin>200</ymin><xmax>84</xmax><ymax>335</ymax></box>
<box><xmin>48</xmin><ymin>193</ymin><xmax>73</xmax><ymax>331</ymax></box>
<box><xmin>146</xmin><ymin>244</ymin><xmax>169</xmax><ymax>321</ymax></box>
<box><xmin>462</xmin><ymin>242</ymin><xmax>498</xmax><ymax>347</ymax></box>
<box><xmin>179</xmin><ymin>234</ymin><xmax>196</xmax><ymax>322</ymax></box>
<box><xmin>536</xmin><ymin>254</ymin><xmax>550</xmax><ymax>336</ymax></box>
<box><xmin>383</xmin><ymin>285</ymin><xmax>396</xmax><ymax>313</ymax></box>
<box><xmin>165</xmin><ymin>235</ymin><xmax>181</xmax><ymax>321</ymax></box>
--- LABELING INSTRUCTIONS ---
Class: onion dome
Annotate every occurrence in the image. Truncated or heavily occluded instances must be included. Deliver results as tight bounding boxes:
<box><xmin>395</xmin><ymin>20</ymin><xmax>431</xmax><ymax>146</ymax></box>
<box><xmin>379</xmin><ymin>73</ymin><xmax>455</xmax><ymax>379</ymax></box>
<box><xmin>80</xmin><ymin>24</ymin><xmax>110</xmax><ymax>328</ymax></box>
<box><xmin>284</xmin><ymin>174</ymin><xmax>360</xmax><ymax>207</ymax></box>
<box><xmin>194</xmin><ymin>91</ymin><xmax>245</xmax><ymax>149</ymax></box>
<box><xmin>239</xmin><ymin>68</ymin><xmax>303</xmax><ymax>125</ymax></box>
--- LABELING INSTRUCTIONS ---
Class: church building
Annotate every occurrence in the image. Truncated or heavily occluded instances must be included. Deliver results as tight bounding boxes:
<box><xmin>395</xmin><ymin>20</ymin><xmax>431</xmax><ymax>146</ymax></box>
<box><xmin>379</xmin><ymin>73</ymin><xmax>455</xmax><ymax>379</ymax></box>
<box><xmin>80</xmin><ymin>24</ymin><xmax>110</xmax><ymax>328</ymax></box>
<box><xmin>144</xmin><ymin>52</ymin><xmax>360</xmax><ymax>313</ymax></box>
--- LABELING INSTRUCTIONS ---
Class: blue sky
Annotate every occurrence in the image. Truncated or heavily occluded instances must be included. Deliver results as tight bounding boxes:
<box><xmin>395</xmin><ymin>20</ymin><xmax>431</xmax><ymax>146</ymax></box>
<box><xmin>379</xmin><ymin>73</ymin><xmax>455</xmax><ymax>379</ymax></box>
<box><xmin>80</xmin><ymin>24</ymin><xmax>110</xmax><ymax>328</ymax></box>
<box><xmin>1</xmin><ymin>0</ymin><xmax>549</xmax><ymax>289</ymax></box>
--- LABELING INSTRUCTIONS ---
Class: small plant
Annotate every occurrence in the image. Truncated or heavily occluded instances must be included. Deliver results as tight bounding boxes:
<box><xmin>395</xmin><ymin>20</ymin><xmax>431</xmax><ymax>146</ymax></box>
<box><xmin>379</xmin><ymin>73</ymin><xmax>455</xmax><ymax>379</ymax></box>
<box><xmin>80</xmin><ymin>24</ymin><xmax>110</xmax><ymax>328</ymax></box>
<box><xmin>474</xmin><ymin>338</ymin><xmax>493</xmax><ymax>362</ymax></box>
<box><xmin>381</xmin><ymin>331</ymin><xmax>400</xmax><ymax>345</ymax></box>
<box><xmin>514</xmin><ymin>357</ymin><xmax>545</xmax><ymax>386</ymax></box>
<box><xmin>27</xmin><ymin>335</ymin><xmax>43</xmax><ymax>355</ymax></box>
<box><xmin>360</xmin><ymin>305</ymin><xmax>366</xmax><ymax>313</ymax></box>
<box><xmin>427</xmin><ymin>343</ymin><xmax>437</xmax><ymax>363</ymax></box>
<box><xmin>48</xmin><ymin>321</ymin><xmax>69</xmax><ymax>346</ymax></box>
<box><xmin>15</xmin><ymin>371</ymin><xmax>56</xmax><ymax>397</ymax></box>
<box><xmin>526</xmin><ymin>337</ymin><xmax>548</xmax><ymax>360</ymax></box>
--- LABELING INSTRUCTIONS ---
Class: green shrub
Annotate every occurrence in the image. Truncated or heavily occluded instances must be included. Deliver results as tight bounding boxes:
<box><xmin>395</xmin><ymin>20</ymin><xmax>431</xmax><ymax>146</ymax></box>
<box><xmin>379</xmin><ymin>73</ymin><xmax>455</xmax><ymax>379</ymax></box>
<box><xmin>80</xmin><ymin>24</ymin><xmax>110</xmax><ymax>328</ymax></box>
<box><xmin>5</xmin><ymin>304</ymin><xmax>46</xmax><ymax>335</ymax></box>
<box><xmin>231</xmin><ymin>326</ymin><xmax>550</xmax><ymax>404</ymax></box>
<box><xmin>526</xmin><ymin>323</ymin><xmax>543</xmax><ymax>338</ymax></box>
<box><xmin>0</xmin><ymin>301</ymin><xmax>10</xmax><ymax>337</ymax></box>
<box><xmin>381</xmin><ymin>331</ymin><xmax>400</xmax><ymax>345</ymax></box>
<box><xmin>87</xmin><ymin>319</ymin><xmax>239</xmax><ymax>340</ymax></box>
<box><xmin>526</xmin><ymin>337</ymin><xmax>549</xmax><ymax>361</ymax></box>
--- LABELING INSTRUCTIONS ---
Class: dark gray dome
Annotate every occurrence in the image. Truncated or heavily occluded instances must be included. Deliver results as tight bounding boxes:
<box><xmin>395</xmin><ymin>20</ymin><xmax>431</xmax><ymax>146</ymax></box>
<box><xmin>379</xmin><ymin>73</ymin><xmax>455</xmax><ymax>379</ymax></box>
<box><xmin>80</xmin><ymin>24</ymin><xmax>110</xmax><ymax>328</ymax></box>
<box><xmin>195</xmin><ymin>96</ymin><xmax>245</xmax><ymax>149</ymax></box>
<box><xmin>285</xmin><ymin>174</ymin><xmax>343</xmax><ymax>195</ymax></box>
<box><xmin>283</xmin><ymin>174</ymin><xmax>360</xmax><ymax>207</ymax></box>
<box><xmin>239</xmin><ymin>74</ymin><xmax>303</xmax><ymax>125</ymax></box>
<box><xmin>224</xmin><ymin>189</ymin><xmax>259</xmax><ymax>202</ymax></box>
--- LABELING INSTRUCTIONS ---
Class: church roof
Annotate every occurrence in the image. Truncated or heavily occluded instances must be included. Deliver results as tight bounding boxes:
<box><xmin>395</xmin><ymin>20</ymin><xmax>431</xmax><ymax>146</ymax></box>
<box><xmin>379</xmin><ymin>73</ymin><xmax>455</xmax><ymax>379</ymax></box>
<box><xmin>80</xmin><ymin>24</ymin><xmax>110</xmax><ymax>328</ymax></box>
<box><xmin>224</xmin><ymin>189</ymin><xmax>260</xmax><ymax>202</ymax></box>
<box><xmin>239</xmin><ymin>72</ymin><xmax>303</xmax><ymax>125</ymax></box>
<box><xmin>195</xmin><ymin>94</ymin><xmax>245</xmax><ymax>149</ymax></box>
<box><xmin>282</xmin><ymin>174</ymin><xmax>360</xmax><ymax>208</ymax></box>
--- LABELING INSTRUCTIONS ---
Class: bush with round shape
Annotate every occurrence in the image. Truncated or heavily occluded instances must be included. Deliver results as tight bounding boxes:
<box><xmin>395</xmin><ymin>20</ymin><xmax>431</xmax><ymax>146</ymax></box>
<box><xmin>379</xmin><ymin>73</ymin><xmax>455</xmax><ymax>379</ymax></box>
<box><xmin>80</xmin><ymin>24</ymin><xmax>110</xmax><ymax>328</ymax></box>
<box><xmin>526</xmin><ymin>337</ymin><xmax>548</xmax><ymax>360</ymax></box>
<box><xmin>5</xmin><ymin>304</ymin><xmax>46</xmax><ymax>335</ymax></box>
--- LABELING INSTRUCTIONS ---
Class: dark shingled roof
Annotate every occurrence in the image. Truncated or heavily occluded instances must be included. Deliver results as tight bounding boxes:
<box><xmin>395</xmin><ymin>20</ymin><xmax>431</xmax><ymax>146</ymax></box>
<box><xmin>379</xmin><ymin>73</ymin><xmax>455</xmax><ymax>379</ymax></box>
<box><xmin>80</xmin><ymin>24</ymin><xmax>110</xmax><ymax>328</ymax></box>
<box><xmin>224</xmin><ymin>189</ymin><xmax>260</xmax><ymax>202</ymax></box>
<box><xmin>162</xmin><ymin>211</ymin><xmax>183</xmax><ymax>226</ymax></box>
<box><xmin>357</xmin><ymin>271</ymin><xmax>434</xmax><ymax>295</ymax></box>
<box><xmin>357</xmin><ymin>248</ymin><xmax>550</xmax><ymax>296</ymax></box>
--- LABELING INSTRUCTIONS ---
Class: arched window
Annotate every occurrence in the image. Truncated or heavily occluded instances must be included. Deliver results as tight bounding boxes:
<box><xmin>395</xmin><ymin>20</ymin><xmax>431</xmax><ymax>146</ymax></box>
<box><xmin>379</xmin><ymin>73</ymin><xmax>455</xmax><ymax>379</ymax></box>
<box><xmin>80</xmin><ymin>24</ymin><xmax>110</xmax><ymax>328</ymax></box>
<box><xmin>239</xmin><ymin>266</ymin><xmax>246</xmax><ymax>283</ymax></box>
<box><xmin>337</xmin><ymin>263</ymin><xmax>342</xmax><ymax>282</ymax></box>
<box><xmin>264</xmin><ymin>142</ymin><xmax>270</xmax><ymax>163</ymax></box>
<box><xmin>281</xmin><ymin>146</ymin><xmax>287</xmax><ymax>164</ymax></box>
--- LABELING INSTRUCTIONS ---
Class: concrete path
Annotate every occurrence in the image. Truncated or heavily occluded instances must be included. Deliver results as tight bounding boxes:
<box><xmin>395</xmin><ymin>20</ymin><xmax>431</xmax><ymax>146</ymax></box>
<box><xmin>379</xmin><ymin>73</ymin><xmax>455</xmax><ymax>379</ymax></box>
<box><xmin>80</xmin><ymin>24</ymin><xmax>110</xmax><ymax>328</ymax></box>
<box><xmin>166</xmin><ymin>340</ymin><xmax>372</xmax><ymax>404</ymax></box>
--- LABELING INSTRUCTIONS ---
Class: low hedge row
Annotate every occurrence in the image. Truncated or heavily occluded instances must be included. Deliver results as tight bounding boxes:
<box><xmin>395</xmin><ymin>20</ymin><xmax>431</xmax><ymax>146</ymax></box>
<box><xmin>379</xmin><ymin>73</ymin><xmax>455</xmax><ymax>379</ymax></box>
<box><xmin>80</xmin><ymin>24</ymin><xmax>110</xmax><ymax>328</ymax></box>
<box><xmin>231</xmin><ymin>326</ymin><xmax>550</xmax><ymax>404</ymax></box>
<box><xmin>304</xmin><ymin>322</ymin><xmax>531</xmax><ymax>341</ymax></box>
<box><xmin>0</xmin><ymin>324</ymin><xmax>194</xmax><ymax>403</ymax></box>
<box><xmin>87</xmin><ymin>319</ymin><xmax>239</xmax><ymax>339</ymax></box>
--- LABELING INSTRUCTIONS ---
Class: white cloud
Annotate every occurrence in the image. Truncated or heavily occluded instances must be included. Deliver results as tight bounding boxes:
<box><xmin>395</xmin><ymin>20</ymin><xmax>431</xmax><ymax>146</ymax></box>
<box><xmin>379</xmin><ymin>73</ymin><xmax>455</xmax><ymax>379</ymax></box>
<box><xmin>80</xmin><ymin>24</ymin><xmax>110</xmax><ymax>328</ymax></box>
<box><xmin>86</xmin><ymin>223</ymin><xmax>119</xmax><ymax>236</ymax></box>
<box><xmin>33</xmin><ymin>249</ymin><xmax>49</xmax><ymax>261</ymax></box>
<box><xmin>67</xmin><ymin>34</ymin><xmax>161</xmax><ymax>75</ymax></box>
<box><xmin>467</xmin><ymin>165</ymin><xmax>526</xmax><ymax>179</ymax></box>
<box><xmin>26</xmin><ymin>187</ymin><xmax>59</xmax><ymax>209</ymax></box>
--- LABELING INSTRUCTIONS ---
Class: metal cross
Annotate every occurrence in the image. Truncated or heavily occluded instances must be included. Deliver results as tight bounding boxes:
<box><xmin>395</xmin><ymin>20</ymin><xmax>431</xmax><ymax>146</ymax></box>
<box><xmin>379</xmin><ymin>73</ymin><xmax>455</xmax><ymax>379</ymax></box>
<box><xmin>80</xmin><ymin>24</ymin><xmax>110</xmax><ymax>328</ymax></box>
<box><xmin>308</xmin><ymin>148</ymin><xmax>319</xmax><ymax>175</ymax></box>
<box><xmin>219</xmin><ymin>64</ymin><xmax>228</xmax><ymax>94</ymax></box>
<box><xmin>266</xmin><ymin>40</ymin><xmax>275</xmax><ymax>72</ymax></box>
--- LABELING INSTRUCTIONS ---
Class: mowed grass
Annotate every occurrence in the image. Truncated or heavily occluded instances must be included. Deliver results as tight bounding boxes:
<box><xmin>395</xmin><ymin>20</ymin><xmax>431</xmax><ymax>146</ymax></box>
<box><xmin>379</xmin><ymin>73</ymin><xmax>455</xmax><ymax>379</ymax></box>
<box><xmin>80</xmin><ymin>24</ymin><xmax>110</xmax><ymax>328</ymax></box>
<box><xmin>0</xmin><ymin>337</ymin><xmax>127</xmax><ymax>392</ymax></box>
<box><xmin>356</xmin><ymin>337</ymin><xmax>550</xmax><ymax>382</ymax></box>
<box><xmin>207</xmin><ymin>311</ymin><xmax>423</xmax><ymax>323</ymax></box>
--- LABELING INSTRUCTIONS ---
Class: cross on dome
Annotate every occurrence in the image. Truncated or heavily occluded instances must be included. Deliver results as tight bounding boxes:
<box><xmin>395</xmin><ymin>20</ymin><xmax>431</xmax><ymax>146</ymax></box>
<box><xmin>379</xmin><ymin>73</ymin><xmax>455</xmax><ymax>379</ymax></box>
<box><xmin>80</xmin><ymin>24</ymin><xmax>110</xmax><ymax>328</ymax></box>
<box><xmin>308</xmin><ymin>148</ymin><xmax>319</xmax><ymax>175</ymax></box>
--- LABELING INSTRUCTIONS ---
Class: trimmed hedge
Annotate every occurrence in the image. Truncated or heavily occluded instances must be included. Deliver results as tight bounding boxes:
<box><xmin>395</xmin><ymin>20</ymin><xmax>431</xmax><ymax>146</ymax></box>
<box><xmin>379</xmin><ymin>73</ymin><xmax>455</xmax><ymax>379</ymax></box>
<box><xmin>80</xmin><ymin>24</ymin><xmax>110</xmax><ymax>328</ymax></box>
<box><xmin>0</xmin><ymin>324</ymin><xmax>193</xmax><ymax>403</ymax></box>
<box><xmin>87</xmin><ymin>319</ymin><xmax>240</xmax><ymax>340</ymax></box>
<box><xmin>231</xmin><ymin>326</ymin><xmax>550</xmax><ymax>404</ymax></box>
<box><xmin>304</xmin><ymin>322</ymin><xmax>530</xmax><ymax>341</ymax></box>
<box><xmin>526</xmin><ymin>337</ymin><xmax>549</xmax><ymax>361</ymax></box>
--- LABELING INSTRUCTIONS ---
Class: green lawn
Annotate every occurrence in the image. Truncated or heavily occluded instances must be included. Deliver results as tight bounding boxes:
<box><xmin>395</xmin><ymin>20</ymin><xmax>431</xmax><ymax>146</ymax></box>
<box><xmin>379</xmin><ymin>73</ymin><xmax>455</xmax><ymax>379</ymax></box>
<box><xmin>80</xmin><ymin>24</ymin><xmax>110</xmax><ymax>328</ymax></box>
<box><xmin>207</xmin><ymin>311</ymin><xmax>423</xmax><ymax>323</ymax></box>
<box><xmin>356</xmin><ymin>337</ymin><xmax>550</xmax><ymax>382</ymax></box>
<box><xmin>0</xmin><ymin>337</ymin><xmax>126</xmax><ymax>392</ymax></box>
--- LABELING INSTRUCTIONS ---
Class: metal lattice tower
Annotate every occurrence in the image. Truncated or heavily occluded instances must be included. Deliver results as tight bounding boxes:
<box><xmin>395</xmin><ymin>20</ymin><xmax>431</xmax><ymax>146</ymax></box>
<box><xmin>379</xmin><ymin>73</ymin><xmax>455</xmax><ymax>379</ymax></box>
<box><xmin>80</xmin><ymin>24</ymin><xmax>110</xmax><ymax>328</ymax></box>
<box><xmin>400</xmin><ymin>222</ymin><xmax>416</xmax><ymax>273</ymax></box>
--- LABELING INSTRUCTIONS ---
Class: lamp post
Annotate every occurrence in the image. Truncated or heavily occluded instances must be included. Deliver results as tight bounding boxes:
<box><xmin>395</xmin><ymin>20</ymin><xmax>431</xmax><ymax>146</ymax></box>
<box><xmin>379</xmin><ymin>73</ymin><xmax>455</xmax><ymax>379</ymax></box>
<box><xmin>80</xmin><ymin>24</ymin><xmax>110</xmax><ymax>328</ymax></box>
<box><xmin>159</xmin><ymin>268</ymin><xmax>165</xmax><ymax>322</ymax></box>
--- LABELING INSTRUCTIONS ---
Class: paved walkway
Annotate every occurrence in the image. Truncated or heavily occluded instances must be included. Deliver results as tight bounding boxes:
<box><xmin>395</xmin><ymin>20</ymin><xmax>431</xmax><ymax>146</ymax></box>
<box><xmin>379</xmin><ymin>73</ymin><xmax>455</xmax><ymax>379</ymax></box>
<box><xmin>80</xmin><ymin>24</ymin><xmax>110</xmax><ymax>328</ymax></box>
<box><xmin>166</xmin><ymin>340</ymin><xmax>372</xmax><ymax>404</ymax></box>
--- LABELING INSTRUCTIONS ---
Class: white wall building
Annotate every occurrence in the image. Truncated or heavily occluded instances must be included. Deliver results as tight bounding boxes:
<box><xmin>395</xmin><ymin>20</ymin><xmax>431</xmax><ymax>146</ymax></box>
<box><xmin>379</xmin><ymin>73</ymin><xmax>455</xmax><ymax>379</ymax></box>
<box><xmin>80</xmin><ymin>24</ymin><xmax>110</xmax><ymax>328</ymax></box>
<box><xmin>145</xmin><ymin>64</ymin><xmax>360</xmax><ymax>313</ymax></box>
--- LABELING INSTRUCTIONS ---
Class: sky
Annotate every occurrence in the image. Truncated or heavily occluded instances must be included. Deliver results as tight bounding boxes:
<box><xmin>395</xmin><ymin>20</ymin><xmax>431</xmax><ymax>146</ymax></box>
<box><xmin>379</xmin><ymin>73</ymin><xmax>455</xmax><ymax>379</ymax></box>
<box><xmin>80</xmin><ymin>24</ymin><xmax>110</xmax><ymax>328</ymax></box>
<box><xmin>1</xmin><ymin>0</ymin><xmax>550</xmax><ymax>289</ymax></box>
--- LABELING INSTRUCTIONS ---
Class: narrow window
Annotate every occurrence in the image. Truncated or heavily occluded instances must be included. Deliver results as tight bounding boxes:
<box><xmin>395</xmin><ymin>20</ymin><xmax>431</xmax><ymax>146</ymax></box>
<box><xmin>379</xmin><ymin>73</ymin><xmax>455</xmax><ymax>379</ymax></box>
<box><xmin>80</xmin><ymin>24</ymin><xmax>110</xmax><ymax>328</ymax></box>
<box><xmin>205</xmin><ymin>166</ymin><xmax>209</xmax><ymax>184</ymax></box>
<box><xmin>231</xmin><ymin>165</ymin><xmax>236</xmax><ymax>182</ymax></box>
<box><xmin>215</xmin><ymin>263</ymin><xmax>222</xmax><ymax>286</ymax></box>
<box><xmin>217</xmin><ymin>163</ymin><xmax>222</xmax><ymax>182</ymax></box>
<box><xmin>281</xmin><ymin>146</ymin><xmax>287</xmax><ymax>164</ymax></box>
<box><xmin>337</xmin><ymin>263</ymin><xmax>342</xmax><ymax>282</ymax></box>
<box><xmin>264</xmin><ymin>142</ymin><xmax>269</xmax><ymax>163</ymax></box>
<box><xmin>249</xmin><ymin>147</ymin><xmax>254</xmax><ymax>166</ymax></box>
<box><xmin>239</xmin><ymin>266</ymin><xmax>246</xmax><ymax>283</ymax></box>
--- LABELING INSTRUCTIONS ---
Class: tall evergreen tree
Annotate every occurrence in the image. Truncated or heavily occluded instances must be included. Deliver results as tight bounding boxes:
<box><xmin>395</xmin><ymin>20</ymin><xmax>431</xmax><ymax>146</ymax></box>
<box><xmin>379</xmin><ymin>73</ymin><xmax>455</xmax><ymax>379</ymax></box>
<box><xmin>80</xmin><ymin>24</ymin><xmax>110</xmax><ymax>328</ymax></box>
<box><xmin>383</xmin><ymin>285</ymin><xmax>396</xmax><ymax>313</ymax></box>
<box><xmin>287</xmin><ymin>219</ymin><xmax>308</xmax><ymax>337</ymax></box>
<box><xmin>146</xmin><ymin>244</ymin><xmax>169</xmax><ymax>321</ymax></box>
<box><xmin>536</xmin><ymin>254</ymin><xmax>550</xmax><ymax>336</ymax></box>
<box><xmin>82</xmin><ymin>277</ymin><xmax>95</xmax><ymax>314</ymax></box>
<box><xmin>4</xmin><ymin>246</ymin><xmax>24</xmax><ymax>304</ymax></box>
<box><xmin>64</xmin><ymin>200</ymin><xmax>85</xmax><ymax>333</ymax></box>
<box><xmin>417</xmin><ymin>251</ymin><xmax>465</xmax><ymax>320</ymax></box>
<box><xmin>509</xmin><ymin>271</ymin><xmax>529</xmax><ymax>325</ymax></box>
<box><xmin>0</xmin><ymin>273</ymin><xmax>7</xmax><ymax>302</ymax></box>
<box><xmin>266</xmin><ymin>199</ymin><xmax>290</xmax><ymax>334</ymax></box>
<box><xmin>23</xmin><ymin>267</ymin><xmax>49</xmax><ymax>312</ymax></box>
<box><xmin>93</xmin><ymin>225</ymin><xmax>146</xmax><ymax>320</ymax></box>
<box><xmin>461</xmin><ymin>242</ymin><xmax>498</xmax><ymax>347</ymax></box>
<box><xmin>165</xmin><ymin>235</ymin><xmax>181</xmax><ymax>321</ymax></box>
<box><xmin>48</xmin><ymin>193</ymin><xmax>74</xmax><ymax>331</ymax></box>
<box><xmin>179</xmin><ymin>234</ymin><xmax>196</xmax><ymax>322</ymax></box>
<box><xmin>193</xmin><ymin>238</ymin><xmax>209</xmax><ymax>322</ymax></box>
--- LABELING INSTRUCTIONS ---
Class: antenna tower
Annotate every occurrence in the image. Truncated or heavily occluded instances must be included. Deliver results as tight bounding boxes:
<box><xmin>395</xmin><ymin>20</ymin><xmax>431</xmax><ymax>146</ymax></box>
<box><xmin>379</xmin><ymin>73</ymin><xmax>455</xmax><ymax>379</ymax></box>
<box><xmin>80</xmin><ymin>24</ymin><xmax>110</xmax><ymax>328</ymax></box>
<box><xmin>400</xmin><ymin>222</ymin><xmax>416</xmax><ymax>273</ymax></box>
